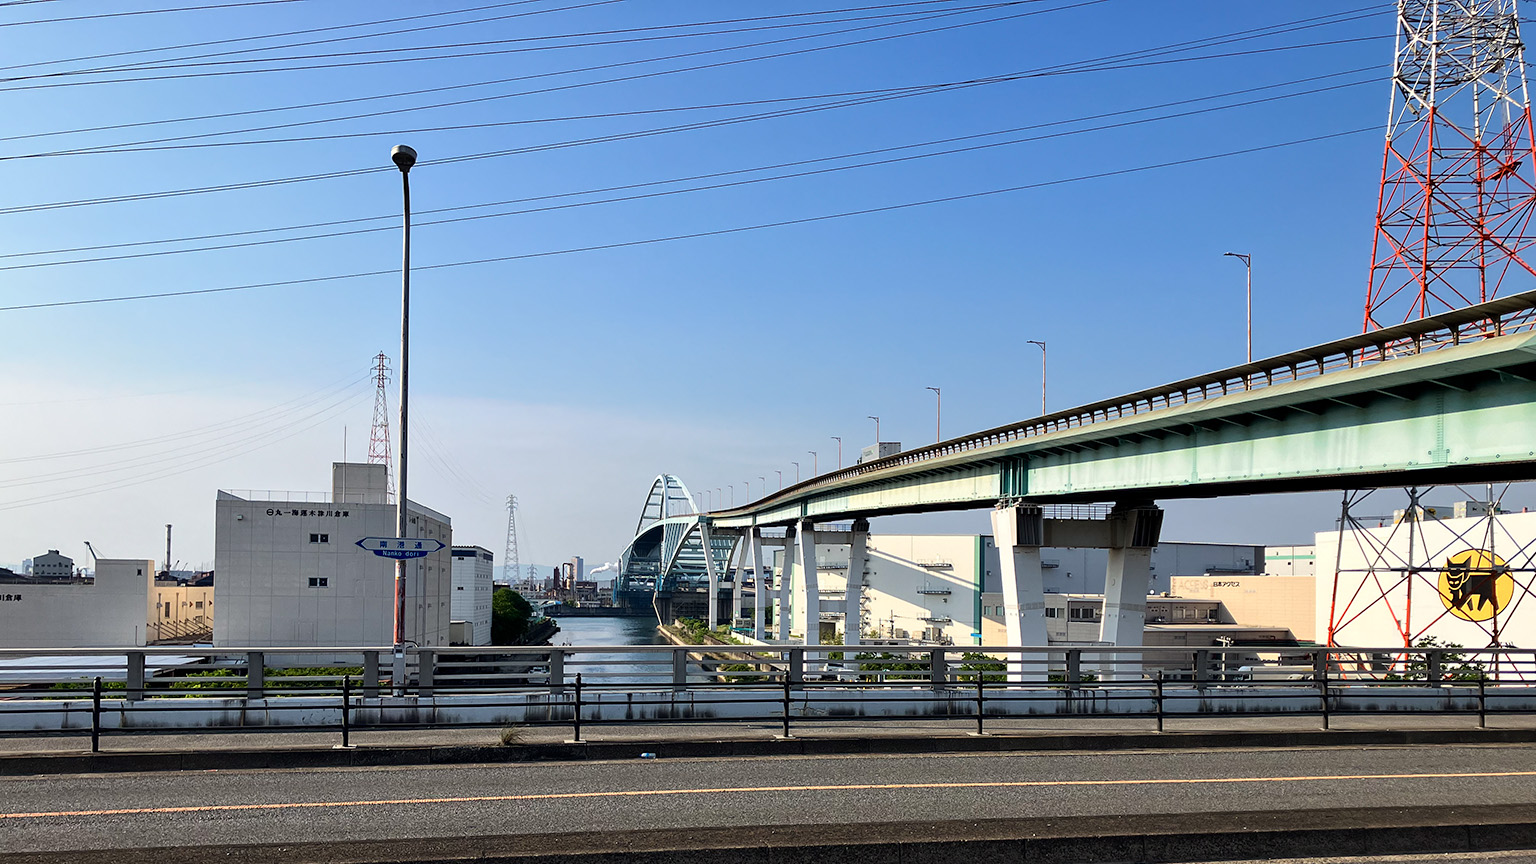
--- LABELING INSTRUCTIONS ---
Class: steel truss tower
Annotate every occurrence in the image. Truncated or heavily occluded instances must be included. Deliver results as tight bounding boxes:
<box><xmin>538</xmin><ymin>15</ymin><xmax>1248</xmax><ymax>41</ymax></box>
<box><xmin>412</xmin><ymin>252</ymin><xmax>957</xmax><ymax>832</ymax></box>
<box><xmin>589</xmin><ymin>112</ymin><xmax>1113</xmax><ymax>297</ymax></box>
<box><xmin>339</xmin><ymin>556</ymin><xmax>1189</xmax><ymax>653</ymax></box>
<box><xmin>504</xmin><ymin>494</ymin><xmax>521</xmax><ymax>588</ymax></box>
<box><xmin>367</xmin><ymin>352</ymin><xmax>396</xmax><ymax>501</ymax></box>
<box><xmin>1326</xmin><ymin>486</ymin><xmax>1536</xmax><ymax>680</ymax></box>
<box><xmin>1366</xmin><ymin>0</ymin><xmax>1536</xmax><ymax>330</ymax></box>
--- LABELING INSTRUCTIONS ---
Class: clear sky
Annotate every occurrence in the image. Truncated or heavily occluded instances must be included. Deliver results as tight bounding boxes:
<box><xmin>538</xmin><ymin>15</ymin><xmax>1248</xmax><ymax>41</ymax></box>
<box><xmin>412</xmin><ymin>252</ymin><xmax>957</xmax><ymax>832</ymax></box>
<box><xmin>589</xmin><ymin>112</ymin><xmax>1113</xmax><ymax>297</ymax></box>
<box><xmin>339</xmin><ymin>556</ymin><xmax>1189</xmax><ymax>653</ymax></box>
<box><xmin>2</xmin><ymin>1</ymin><xmax>1518</xmax><ymax>573</ymax></box>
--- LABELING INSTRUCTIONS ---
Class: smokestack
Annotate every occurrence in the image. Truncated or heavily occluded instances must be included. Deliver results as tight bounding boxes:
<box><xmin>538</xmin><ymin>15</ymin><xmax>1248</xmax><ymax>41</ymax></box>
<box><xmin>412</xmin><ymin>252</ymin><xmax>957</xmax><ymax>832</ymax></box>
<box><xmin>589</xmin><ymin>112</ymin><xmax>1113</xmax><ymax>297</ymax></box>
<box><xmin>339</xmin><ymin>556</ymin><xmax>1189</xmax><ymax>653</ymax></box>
<box><xmin>164</xmin><ymin>524</ymin><xmax>172</xmax><ymax>579</ymax></box>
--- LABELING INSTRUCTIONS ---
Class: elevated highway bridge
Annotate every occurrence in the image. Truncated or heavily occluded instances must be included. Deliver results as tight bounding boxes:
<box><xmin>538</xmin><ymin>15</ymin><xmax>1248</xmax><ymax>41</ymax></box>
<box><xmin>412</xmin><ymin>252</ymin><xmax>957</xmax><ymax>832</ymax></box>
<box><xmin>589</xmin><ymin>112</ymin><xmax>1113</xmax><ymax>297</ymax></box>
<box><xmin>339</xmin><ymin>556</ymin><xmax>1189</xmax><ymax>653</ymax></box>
<box><xmin>617</xmin><ymin>292</ymin><xmax>1536</xmax><ymax>652</ymax></box>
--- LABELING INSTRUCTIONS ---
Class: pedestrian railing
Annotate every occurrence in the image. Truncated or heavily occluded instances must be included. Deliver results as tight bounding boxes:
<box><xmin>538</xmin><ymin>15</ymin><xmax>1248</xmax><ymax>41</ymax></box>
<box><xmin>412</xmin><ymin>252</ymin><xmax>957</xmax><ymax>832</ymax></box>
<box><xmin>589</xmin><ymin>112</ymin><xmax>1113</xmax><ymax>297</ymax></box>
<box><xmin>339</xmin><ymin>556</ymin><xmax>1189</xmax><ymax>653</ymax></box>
<box><xmin>1</xmin><ymin>644</ymin><xmax>1533</xmax><ymax>751</ymax></box>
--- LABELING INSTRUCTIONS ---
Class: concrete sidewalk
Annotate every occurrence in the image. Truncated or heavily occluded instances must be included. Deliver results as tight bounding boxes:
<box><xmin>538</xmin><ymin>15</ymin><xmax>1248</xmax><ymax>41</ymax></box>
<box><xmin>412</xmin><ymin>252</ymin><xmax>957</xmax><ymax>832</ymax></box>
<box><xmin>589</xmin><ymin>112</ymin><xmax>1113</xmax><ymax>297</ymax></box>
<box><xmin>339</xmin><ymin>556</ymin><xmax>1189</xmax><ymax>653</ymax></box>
<box><xmin>2</xmin><ymin>714</ymin><xmax>1535</xmax><ymax>776</ymax></box>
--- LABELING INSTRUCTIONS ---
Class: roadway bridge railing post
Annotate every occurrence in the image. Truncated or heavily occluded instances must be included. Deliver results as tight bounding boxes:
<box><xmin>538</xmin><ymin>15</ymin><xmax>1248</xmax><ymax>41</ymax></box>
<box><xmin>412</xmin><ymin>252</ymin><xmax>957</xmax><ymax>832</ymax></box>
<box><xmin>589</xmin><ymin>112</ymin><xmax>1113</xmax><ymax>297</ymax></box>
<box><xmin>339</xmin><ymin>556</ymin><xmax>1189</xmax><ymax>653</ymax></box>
<box><xmin>125</xmin><ymin>651</ymin><xmax>145</xmax><ymax>702</ymax></box>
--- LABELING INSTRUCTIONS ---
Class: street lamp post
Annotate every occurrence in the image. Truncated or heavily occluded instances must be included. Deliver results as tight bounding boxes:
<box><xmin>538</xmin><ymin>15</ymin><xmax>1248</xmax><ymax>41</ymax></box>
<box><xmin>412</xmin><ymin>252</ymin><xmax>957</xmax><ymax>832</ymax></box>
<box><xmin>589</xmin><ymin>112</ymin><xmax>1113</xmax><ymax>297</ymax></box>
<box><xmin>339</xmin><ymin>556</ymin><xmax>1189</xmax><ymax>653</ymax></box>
<box><xmin>1224</xmin><ymin>252</ymin><xmax>1252</xmax><ymax>364</ymax></box>
<box><xmin>792</xmin><ymin>461</ymin><xmax>800</xmax><ymax>483</ymax></box>
<box><xmin>745</xmin><ymin>480</ymin><xmax>752</xmax><ymax>502</ymax></box>
<box><xmin>808</xmin><ymin>450</ymin><xmax>818</xmax><ymax>476</ymax></box>
<box><xmin>868</xmin><ymin>415</ymin><xmax>880</xmax><ymax>444</ymax></box>
<box><xmin>728</xmin><ymin>484</ymin><xmax>734</xmax><ymax>507</ymax></box>
<box><xmin>775</xmin><ymin>470</ymin><xmax>782</xmax><ymax>490</ymax></box>
<box><xmin>759</xmin><ymin>476</ymin><xmax>766</xmax><ymax>498</ymax></box>
<box><xmin>831</xmin><ymin>437</ymin><xmax>842</xmax><ymax>469</ymax></box>
<box><xmin>1026</xmin><ymin>340</ymin><xmax>1046</xmax><ymax>416</ymax></box>
<box><xmin>390</xmin><ymin>144</ymin><xmax>417</xmax><ymax>652</ymax></box>
<box><xmin>926</xmin><ymin>386</ymin><xmax>941</xmax><ymax>442</ymax></box>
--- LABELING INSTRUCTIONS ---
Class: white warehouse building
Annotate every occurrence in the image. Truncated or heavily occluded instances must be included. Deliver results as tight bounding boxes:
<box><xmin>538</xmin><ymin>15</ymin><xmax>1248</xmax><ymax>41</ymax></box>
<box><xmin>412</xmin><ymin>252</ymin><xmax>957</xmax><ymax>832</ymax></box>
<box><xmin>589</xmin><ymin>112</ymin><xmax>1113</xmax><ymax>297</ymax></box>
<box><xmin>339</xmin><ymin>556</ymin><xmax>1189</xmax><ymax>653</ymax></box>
<box><xmin>450</xmin><ymin>546</ymin><xmax>494</xmax><ymax>646</ymax></box>
<box><xmin>214</xmin><ymin>462</ymin><xmax>453</xmax><ymax>648</ymax></box>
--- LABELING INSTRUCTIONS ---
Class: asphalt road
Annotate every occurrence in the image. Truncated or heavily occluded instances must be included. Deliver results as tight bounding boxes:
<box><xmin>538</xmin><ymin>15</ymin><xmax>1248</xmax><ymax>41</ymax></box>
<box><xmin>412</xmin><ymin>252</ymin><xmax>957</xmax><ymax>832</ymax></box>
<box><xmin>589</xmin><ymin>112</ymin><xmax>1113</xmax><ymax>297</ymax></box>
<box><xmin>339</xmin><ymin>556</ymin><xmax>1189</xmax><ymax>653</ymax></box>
<box><xmin>3</xmin><ymin>743</ymin><xmax>1536</xmax><ymax>855</ymax></box>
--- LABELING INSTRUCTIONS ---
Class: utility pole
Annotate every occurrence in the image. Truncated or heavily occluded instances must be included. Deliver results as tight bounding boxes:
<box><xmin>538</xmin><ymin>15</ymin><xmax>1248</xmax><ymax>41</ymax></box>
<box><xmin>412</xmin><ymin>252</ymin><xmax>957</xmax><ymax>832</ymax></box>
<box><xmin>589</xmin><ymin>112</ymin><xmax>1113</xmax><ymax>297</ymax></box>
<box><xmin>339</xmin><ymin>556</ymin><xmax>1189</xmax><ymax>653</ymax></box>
<box><xmin>503</xmin><ymin>495</ymin><xmax>520</xmax><ymax>589</ymax></box>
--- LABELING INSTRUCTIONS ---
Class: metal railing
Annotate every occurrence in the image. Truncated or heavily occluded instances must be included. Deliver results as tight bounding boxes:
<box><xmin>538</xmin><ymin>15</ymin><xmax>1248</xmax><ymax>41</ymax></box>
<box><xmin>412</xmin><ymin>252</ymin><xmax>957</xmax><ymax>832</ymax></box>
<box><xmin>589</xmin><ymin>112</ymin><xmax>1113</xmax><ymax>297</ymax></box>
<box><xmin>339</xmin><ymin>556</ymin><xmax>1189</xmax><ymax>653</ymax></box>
<box><xmin>717</xmin><ymin>290</ymin><xmax>1536</xmax><ymax>514</ymax></box>
<box><xmin>2</xmin><ymin>645</ymin><xmax>1534</xmax><ymax>750</ymax></box>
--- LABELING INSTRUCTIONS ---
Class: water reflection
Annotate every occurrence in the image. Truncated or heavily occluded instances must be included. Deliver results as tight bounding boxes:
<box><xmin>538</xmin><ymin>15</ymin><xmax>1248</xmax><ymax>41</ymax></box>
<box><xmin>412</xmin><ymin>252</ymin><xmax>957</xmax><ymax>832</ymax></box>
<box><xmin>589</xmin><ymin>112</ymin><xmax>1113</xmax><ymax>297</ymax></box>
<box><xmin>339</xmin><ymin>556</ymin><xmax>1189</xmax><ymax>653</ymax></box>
<box><xmin>548</xmin><ymin>615</ymin><xmax>667</xmax><ymax>683</ymax></box>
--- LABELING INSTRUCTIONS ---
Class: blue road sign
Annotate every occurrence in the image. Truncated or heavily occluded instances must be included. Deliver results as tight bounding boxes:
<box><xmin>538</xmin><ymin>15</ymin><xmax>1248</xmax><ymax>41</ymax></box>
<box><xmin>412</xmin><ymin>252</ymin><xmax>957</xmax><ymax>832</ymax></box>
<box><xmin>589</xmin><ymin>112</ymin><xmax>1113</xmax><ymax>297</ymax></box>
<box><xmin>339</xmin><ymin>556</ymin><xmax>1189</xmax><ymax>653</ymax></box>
<box><xmin>356</xmin><ymin>537</ymin><xmax>446</xmax><ymax>560</ymax></box>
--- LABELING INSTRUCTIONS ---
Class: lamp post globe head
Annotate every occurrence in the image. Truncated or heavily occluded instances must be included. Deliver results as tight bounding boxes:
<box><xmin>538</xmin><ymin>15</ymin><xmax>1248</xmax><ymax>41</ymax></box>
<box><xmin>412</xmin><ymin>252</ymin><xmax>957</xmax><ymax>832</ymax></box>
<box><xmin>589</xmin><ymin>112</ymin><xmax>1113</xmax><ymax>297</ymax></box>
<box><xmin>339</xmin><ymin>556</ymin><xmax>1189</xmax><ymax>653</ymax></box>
<box><xmin>391</xmin><ymin>144</ymin><xmax>418</xmax><ymax>173</ymax></box>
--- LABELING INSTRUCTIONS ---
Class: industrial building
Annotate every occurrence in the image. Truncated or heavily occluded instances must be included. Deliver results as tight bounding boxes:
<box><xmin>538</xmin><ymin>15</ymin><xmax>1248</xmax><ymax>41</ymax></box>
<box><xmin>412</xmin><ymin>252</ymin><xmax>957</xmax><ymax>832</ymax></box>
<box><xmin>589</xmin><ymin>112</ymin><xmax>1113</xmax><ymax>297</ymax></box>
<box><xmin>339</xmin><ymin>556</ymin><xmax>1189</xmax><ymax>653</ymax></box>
<box><xmin>213</xmin><ymin>462</ymin><xmax>453</xmax><ymax>648</ymax></box>
<box><xmin>1318</xmin><ymin>506</ymin><xmax>1536</xmax><ymax>651</ymax></box>
<box><xmin>450</xmin><ymin>546</ymin><xmax>494</xmax><ymax>646</ymax></box>
<box><xmin>0</xmin><ymin>559</ymin><xmax>157</xmax><ymax>648</ymax></box>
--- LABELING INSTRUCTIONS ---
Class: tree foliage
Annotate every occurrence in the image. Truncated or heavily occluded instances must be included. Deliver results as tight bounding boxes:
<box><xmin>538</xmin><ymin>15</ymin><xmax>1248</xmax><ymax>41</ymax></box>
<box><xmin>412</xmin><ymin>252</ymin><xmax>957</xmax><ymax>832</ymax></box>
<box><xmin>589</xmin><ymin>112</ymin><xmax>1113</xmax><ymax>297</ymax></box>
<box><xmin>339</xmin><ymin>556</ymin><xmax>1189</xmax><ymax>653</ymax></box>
<box><xmin>492</xmin><ymin>588</ymin><xmax>534</xmax><ymax>645</ymax></box>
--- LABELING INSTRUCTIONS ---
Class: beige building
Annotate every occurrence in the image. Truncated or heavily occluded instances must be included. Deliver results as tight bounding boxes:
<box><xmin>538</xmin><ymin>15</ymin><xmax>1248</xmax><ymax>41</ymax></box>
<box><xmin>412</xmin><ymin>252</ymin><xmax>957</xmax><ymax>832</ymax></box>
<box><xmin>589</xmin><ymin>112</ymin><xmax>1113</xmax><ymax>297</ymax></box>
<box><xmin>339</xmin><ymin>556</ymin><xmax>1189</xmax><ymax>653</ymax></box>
<box><xmin>1264</xmin><ymin>545</ymin><xmax>1316</xmax><ymax>577</ymax></box>
<box><xmin>1170</xmin><ymin>575</ymin><xmax>1317</xmax><ymax>642</ymax></box>
<box><xmin>147</xmin><ymin>581</ymin><xmax>215</xmax><ymax>643</ymax></box>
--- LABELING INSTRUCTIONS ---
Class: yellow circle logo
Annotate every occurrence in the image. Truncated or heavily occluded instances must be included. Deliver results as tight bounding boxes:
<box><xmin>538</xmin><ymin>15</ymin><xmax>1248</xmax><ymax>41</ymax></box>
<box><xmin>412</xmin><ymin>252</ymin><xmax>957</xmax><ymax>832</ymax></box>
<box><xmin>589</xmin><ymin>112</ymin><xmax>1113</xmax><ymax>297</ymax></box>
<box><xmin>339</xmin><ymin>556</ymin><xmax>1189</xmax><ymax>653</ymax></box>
<box><xmin>1437</xmin><ymin>549</ymin><xmax>1513</xmax><ymax>622</ymax></box>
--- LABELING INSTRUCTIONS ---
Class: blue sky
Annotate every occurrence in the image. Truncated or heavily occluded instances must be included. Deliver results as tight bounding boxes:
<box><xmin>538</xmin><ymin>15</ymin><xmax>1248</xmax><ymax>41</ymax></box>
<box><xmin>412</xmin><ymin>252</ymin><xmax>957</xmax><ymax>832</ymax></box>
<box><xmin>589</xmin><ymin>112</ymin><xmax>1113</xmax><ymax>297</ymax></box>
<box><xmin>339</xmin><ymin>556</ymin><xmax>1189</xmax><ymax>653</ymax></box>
<box><xmin>2</xmin><ymin>0</ymin><xmax>1499</xmax><ymax>572</ymax></box>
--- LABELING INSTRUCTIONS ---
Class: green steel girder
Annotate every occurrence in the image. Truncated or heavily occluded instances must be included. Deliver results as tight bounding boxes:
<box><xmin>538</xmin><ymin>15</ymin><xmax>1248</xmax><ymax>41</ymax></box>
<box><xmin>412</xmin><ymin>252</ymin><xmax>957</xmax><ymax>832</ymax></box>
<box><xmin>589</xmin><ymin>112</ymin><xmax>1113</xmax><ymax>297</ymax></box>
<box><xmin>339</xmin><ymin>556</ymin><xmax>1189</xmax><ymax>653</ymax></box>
<box><xmin>707</xmin><ymin>330</ymin><xmax>1536</xmax><ymax>529</ymax></box>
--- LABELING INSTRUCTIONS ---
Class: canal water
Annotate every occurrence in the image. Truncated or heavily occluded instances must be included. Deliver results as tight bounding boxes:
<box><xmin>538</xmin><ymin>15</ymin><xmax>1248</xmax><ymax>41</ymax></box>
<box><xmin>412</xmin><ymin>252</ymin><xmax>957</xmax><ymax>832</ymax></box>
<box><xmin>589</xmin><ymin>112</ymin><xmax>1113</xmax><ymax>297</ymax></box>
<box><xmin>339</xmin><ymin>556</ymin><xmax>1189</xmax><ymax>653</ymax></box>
<box><xmin>547</xmin><ymin>615</ymin><xmax>667</xmax><ymax>682</ymax></box>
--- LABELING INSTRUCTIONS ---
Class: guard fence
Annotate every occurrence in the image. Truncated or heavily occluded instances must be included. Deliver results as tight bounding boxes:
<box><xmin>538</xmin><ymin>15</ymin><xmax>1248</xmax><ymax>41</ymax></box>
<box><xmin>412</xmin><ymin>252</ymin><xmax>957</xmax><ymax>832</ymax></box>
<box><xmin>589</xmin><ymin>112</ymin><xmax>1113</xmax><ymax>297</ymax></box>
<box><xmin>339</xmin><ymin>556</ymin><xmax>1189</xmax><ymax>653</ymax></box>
<box><xmin>0</xmin><ymin>644</ymin><xmax>1533</xmax><ymax>751</ymax></box>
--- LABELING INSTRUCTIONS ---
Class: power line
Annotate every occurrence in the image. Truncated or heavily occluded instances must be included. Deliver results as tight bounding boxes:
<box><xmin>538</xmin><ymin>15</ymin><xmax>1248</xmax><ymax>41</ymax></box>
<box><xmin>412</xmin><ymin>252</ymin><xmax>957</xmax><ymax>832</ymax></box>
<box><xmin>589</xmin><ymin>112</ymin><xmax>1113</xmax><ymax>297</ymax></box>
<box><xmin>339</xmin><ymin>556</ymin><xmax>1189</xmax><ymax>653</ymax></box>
<box><xmin>0</xmin><ymin>1</ymin><xmax>1380</xmax><ymax>150</ymax></box>
<box><xmin>0</xmin><ymin>0</ymin><xmax>304</xmax><ymax>28</ymax></box>
<box><xmin>0</xmin><ymin>0</ymin><xmax>559</xmax><ymax>73</ymax></box>
<box><xmin>0</xmin><ymin>1</ymin><xmax>1035</xmax><ymax>93</ymax></box>
<box><xmin>0</xmin><ymin>126</ymin><xmax>1376</xmax><ymax>314</ymax></box>
<box><xmin>0</xmin><ymin>19</ymin><xmax>1386</xmax><ymax>215</ymax></box>
<box><xmin>0</xmin><ymin>68</ymin><xmax>1375</xmax><ymax>272</ymax></box>
<box><xmin>3</xmin><ymin>1</ymin><xmax>999</xmax><ymax>83</ymax></box>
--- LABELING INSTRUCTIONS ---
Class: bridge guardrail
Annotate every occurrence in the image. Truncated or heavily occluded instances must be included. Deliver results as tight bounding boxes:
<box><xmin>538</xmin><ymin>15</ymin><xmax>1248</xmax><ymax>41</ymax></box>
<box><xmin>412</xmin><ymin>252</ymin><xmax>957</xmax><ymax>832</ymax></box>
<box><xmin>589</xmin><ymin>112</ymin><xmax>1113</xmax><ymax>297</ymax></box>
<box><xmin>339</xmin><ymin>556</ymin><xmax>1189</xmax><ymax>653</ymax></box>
<box><xmin>1</xmin><ymin>644</ymin><xmax>1533</xmax><ymax>750</ymax></box>
<box><xmin>708</xmin><ymin>290</ymin><xmax>1536</xmax><ymax>514</ymax></box>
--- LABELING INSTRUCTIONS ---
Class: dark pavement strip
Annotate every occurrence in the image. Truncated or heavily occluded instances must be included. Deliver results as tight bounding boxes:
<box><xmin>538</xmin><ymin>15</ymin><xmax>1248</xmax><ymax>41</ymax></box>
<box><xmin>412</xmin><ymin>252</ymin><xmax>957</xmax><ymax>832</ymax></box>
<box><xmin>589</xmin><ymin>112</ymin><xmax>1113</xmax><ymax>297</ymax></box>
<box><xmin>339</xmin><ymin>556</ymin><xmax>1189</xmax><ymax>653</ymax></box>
<box><xmin>3</xmin><ymin>744</ymin><xmax>1536</xmax><ymax>854</ymax></box>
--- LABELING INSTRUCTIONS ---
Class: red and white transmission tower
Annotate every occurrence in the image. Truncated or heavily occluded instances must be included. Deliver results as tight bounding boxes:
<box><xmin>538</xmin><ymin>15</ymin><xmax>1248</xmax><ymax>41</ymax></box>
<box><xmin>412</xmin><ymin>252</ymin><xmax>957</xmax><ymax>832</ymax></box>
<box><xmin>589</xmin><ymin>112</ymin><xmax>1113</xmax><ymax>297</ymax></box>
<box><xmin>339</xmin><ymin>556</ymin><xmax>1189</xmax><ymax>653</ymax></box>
<box><xmin>1365</xmin><ymin>0</ymin><xmax>1536</xmax><ymax>330</ymax></box>
<box><xmin>368</xmin><ymin>352</ymin><xmax>396</xmax><ymax>501</ymax></box>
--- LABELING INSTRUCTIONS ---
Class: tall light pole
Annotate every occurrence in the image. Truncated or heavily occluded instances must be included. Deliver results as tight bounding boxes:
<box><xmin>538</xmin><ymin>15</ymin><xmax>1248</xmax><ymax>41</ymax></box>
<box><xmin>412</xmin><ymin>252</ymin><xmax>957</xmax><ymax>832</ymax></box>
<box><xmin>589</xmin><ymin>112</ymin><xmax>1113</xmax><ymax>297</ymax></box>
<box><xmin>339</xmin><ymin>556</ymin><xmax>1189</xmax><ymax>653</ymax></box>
<box><xmin>792</xmin><ymin>461</ymin><xmax>800</xmax><ymax>483</ymax></box>
<box><xmin>759</xmin><ymin>476</ymin><xmax>766</xmax><ymax>497</ymax></box>
<box><xmin>868</xmin><ymin>415</ymin><xmax>880</xmax><ymax>444</ymax></box>
<box><xmin>728</xmin><ymin>484</ymin><xmax>734</xmax><ymax>507</ymax></box>
<box><xmin>705</xmin><ymin>488</ymin><xmax>712</xmax><ymax>511</ymax></box>
<box><xmin>1026</xmin><ymin>340</ymin><xmax>1046</xmax><ymax>416</ymax></box>
<box><xmin>808</xmin><ymin>450</ymin><xmax>818</xmax><ymax>476</ymax></box>
<box><xmin>744</xmin><ymin>479</ymin><xmax>752</xmax><ymax>502</ymax></box>
<box><xmin>926</xmin><ymin>386</ymin><xmax>941</xmax><ymax>443</ymax></box>
<box><xmin>775</xmin><ymin>469</ymin><xmax>783</xmax><ymax>490</ymax></box>
<box><xmin>831</xmin><ymin>437</ymin><xmax>842</xmax><ymax>469</ymax></box>
<box><xmin>1224</xmin><ymin>252</ymin><xmax>1252</xmax><ymax>363</ymax></box>
<box><xmin>390</xmin><ymin>143</ymin><xmax>416</xmax><ymax>650</ymax></box>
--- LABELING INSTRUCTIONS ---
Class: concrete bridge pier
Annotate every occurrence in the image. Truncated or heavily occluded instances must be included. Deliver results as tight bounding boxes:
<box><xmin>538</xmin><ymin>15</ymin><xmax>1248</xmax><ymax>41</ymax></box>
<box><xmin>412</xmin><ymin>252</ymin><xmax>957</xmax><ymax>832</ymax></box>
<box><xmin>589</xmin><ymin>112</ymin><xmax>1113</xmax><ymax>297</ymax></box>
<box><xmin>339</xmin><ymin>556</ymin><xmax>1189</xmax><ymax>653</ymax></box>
<box><xmin>991</xmin><ymin>504</ymin><xmax>1047</xmax><ymax>683</ymax></box>
<box><xmin>777</xmin><ymin>524</ymin><xmax>795</xmax><ymax>641</ymax></box>
<box><xmin>1098</xmin><ymin>504</ymin><xmax>1163</xmax><ymax>681</ymax></box>
<box><xmin>795</xmin><ymin>519</ymin><xmax>821</xmax><ymax>655</ymax></box>
<box><xmin>701</xmin><ymin>523</ymin><xmax>722</xmax><ymax>630</ymax></box>
<box><xmin>748</xmin><ymin>528</ymin><xmax>766</xmax><ymax>641</ymax></box>
<box><xmin>843</xmin><ymin>519</ymin><xmax>870</xmax><ymax>648</ymax></box>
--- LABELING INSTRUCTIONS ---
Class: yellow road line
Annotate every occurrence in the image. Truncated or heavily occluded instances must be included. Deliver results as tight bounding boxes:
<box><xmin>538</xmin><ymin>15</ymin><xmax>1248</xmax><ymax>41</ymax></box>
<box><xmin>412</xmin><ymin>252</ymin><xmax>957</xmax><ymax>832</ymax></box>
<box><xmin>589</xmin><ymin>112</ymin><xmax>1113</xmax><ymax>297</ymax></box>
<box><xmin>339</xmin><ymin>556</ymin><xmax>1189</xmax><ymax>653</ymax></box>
<box><xmin>6</xmin><ymin>770</ymin><xmax>1535</xmax><ymax>820</ymax></box>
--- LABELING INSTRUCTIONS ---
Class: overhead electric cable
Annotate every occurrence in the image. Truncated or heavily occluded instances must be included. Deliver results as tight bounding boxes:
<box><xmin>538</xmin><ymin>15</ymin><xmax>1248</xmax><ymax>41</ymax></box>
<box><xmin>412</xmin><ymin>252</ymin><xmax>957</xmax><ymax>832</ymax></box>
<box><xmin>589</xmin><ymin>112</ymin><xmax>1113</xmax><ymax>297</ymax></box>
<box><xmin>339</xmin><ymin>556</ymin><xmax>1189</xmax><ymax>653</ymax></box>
<box><xmin>0</xmin><ymin>1</ymin><xmax>1380</xmax><ymax>148</ymax></box>
<box><xmin>0</xmin><ymin>68</ymin><xmax>1375</xmax><ymax>272</ymax></box>
<box><xmin>0</xmin><ymin>0</ymin><xmax>304</xmax><ymax>28</ymax></box>
<box><xmin>4</xmin><ymin>1</ymin><xmax>1005</xmax><ymax>82</ymax></box>
<box><xmin>0</xmin><ymin>126</ymin><xmax>1376</xmax><ymax>315</ymax></box>
<box><xmin>0</xmin><ymin>23</ymin><xmax>1387</xmax><ymax>214</ymax></box>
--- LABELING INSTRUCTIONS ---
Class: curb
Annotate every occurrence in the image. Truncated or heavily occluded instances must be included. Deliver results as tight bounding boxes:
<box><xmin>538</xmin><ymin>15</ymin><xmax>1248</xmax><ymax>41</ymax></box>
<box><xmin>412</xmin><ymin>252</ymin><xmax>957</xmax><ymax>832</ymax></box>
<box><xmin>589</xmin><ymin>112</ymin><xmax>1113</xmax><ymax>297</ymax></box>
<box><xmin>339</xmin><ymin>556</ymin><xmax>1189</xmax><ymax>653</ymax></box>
<box><xmin>2</xmin><ymin>725</ymin><xmax>1535</xmax><ymax>776</ymax></box>
<box><xmin>6</xmin><ymin>805</ymin><xmax>1536</xmax><ymax>863</ymax></box>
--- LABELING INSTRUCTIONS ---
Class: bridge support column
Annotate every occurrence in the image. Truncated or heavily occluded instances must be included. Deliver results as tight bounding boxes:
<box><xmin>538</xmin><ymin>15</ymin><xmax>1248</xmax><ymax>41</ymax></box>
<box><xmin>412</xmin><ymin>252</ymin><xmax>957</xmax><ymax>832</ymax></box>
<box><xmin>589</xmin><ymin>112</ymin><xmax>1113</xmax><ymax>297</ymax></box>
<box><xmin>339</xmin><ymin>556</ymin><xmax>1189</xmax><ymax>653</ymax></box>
<box><xmin>795</xmin><ymin>519</ymin><xmax>820</xmax><ymax>647</ymax></box>
<box><xmin>777</xmin><ymin>525</ymin><xmax>795</xmax><ymax>641</ymax></box>
<box><xmin>1099</xmin><ymin>504</ymin><xmax>1163</xmax><ymax>680</ymax></box>
<box><xmin>729</xmin><ymin>533</ymin><xmax>746</xmax><ymax>628</ymax></box>
<box><xmin>991</xmin><ymin>504</ymin><xmax>1046</xmax><ymax>683</ymax></box>
<box><xmin>749</xmin><ymin>528</ymin><xmax>766</xmax><ymax>641</ymax></box>
<box><xmin>701</xmin><ymin>523</ymin><xmax>721</xmax><ymax>630</ymax></box>
<box><xmin>843</xmin><ymin>519</ymin><xmax>870</xmax><ymax>648</ymax></box>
